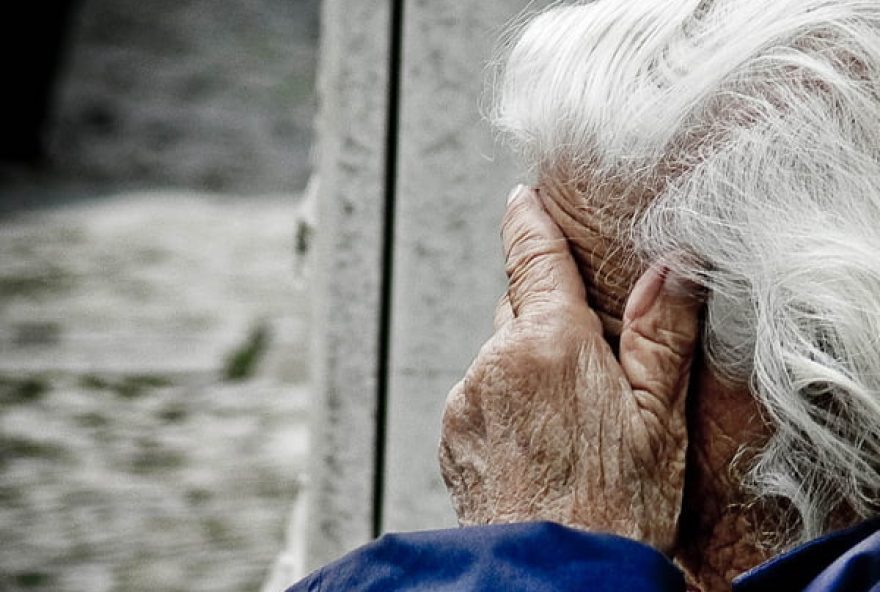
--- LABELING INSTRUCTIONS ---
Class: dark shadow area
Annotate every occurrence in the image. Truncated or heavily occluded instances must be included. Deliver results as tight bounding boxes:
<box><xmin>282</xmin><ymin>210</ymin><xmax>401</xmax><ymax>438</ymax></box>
<box><xmin>0</xmin><ymin>2</ymin><xmax>80</xmax><ymax>164</ymax></box>
<box><xmin>0</xmin><ymin>0</ymin><xmax>320</xmax><ymax>212</ymax></box>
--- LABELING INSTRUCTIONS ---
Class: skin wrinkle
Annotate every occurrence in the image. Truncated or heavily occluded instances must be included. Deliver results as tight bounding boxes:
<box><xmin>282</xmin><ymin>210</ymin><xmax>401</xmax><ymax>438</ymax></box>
<box><xmin>539</xmin><ymin>176</ymin><xmax>650</xmax><ymax>338</ymax></box>
<box><xmin>540</xmin><ymin>177</ymin><xmax>775</xmax><ymax>590</ymax></box>
<box><xmin>594</xmin><ymin>356</ymin><xmax>609</xmax><ymax>500</ymax></box>
<box><xmin>674</xmin><ymin>355</ymin><xmax>774</xmax><ymax>589</ymax></box>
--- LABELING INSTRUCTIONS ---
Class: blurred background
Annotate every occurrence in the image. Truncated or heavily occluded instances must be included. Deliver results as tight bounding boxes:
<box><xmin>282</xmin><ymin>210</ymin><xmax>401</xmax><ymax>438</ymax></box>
<box><xmin>1</xmin><ymin>0</ymin><xmax>549</xmax><ymax>589</ymax></box>
<box><xmin>0</xmin><ymin>1</ymin><xmax>319</xmax><ymax>590</ymax></box>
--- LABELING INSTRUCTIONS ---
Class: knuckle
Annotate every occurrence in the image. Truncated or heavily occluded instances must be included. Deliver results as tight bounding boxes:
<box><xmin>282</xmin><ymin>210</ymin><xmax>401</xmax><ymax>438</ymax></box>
<box><xmin>624</xmin><ymin>318</ymin><xmax>695</xmax><ymax>360</ymax></box>
<box><xmin>505</xmin><ymin>236</ymin><xmax>567</xmax><ymax>273</ymax></box>
<box><xmin>623</xmin><ymin>327</ymin><xmax>686</xmax><ymax>379</ymax></box>
<box><xmin>442</xmin><ymin>372</ymin><xmax>489</xmax><ymax>440</ymax></box>
<box><xmin>500</xmin><ymin>323</ymin><xmax>572</xmax><ymax>371</ymax></box>
<box><xmin>441</xmin><ymin>382</ymin><xmax>469</xmax><ymax>426</ymax></box>
<box><xmin>438</xmin><ymin>437</ymin><xmax>456</xmax><ymax>475</ymax></box>
<box><xmin>493</xmin><ymin>295</ymin><xmax>513</xmax><ymax>328</ymax></box>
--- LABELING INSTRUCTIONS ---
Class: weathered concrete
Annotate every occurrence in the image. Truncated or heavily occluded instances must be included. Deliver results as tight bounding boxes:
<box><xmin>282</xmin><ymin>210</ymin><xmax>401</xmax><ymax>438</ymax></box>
<box><xmin>307</xmin><ymin>0</ymin><xmax>558</xmax><ymax>566</ymax></box>
<box><xmin>382</xmin><ymin>0</ymin><xmax>554</xmax><ymax>533</ymax></box>
<box><xmin>305</xmin><ymin>0</ymin><xmax>392</xmax><ymax>570</ymax></box>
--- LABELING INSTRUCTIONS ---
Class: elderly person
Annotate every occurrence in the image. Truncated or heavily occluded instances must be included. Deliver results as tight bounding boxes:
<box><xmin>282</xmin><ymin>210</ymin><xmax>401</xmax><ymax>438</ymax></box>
<box><xmin>287</xmin><ymin>0</ymin><xmax>880</xmax><ymax>590</ymax></box>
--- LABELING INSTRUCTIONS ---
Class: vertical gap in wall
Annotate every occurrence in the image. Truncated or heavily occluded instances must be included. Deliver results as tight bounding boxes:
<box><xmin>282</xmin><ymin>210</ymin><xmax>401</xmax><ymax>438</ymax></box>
<box><xmin>373</xmin><ymin>0</ymin><xmax>404</xmax><ymax>539</ymax></box>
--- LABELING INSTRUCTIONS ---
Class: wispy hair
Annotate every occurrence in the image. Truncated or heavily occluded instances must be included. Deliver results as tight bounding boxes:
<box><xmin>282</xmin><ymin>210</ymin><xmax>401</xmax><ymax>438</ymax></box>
<box><xmin>495</xmin><ymin>0</ymin><xmax>880</xmax><ymax>543</ymax></box>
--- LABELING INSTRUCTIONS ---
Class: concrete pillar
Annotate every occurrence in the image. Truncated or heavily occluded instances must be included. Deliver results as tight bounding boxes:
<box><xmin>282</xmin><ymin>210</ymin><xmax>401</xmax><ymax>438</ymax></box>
<box><xmin>307</xmin><ymin>0</ymin><xmax>554</xmax><ymax>570</ymax></box>
<box><xmin>305</xmin><ymin>0</ymin><xmax>392</xmax><ymax>569</ymax></box>
<box><xmin>382</xmin><ymin>0</ymin><xmax>547</xmax><ymax>532</ymax></box>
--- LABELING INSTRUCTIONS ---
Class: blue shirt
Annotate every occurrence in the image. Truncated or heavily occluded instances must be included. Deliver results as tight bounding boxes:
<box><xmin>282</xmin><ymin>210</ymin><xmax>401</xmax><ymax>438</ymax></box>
<box><xmin>287</xmin><ymin>518</ymin><xmax>880</xmax><ymax>591</ymax></box>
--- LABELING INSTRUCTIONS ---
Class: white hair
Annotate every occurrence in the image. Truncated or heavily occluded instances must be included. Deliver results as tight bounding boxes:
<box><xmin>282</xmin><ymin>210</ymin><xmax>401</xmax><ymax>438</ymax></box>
<box><xmin>496</xmin><ymin>0</ymin><xmax>880</xmax><ymax>543</ymax></box>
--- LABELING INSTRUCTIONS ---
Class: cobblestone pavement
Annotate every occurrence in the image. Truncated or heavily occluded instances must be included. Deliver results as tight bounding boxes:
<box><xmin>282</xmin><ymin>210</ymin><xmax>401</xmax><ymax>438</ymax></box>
<box><xmin>0</xmin><ymin>193</ymin><xmax>311</xmax><ymax>592</ymax></box>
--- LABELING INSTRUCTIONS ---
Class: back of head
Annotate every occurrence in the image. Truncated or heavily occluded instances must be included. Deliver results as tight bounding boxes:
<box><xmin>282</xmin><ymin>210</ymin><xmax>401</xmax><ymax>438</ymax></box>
<box><xmin>496</xmin><ymin>0</ymin><xmax>880</xmax><ymax>542</ymax></box>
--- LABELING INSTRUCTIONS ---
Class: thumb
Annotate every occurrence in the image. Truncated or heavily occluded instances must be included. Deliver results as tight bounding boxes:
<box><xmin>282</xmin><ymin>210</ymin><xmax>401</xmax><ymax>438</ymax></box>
<box><xmin>619</xmin><ymin>266</ymin><xmax>702</xmax><ymax>409</ymax></box>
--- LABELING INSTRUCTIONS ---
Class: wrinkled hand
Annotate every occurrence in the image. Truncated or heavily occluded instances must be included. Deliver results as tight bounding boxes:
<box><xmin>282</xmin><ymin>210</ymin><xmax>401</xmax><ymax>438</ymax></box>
<box><xmin>439</xmin><ymin>186</ymin><xmax>702</xmax><ymax>554</ymax></box>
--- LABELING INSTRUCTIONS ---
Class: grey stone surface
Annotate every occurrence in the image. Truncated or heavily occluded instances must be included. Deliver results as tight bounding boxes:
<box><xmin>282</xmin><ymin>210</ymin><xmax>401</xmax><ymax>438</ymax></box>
<box><xmin>305</xmin><ymin>0</ymin><xmax>392</xmax><ymax>570</ymax></box>
<box><xmin>0</xmin><ymin>193</ymin><xmax>311</xmax><ymax>592</ymax></box>
<box><xmin>307</xmin><ymin>0</ymin><xmax>559</xmax><ymax>564</ymax></box>
<box><xmin>382</xmin><ymin>0</ymin><xmax>553</xmax><ymax>533</ymax></box>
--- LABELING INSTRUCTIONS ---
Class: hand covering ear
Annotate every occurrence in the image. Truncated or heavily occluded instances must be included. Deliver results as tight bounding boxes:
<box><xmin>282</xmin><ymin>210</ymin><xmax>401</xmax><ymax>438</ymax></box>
<box><xmin>440</xmin><ymin>185</ymin><xmax>701</xmax><ymax>554</ymax></box>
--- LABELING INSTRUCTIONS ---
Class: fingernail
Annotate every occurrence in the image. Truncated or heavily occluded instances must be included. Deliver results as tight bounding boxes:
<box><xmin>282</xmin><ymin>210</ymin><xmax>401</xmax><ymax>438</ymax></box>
<box><xmin>623</xmin><ymin>265</ymin><xmax>667</xmax><ymax>322</ymax></box>
<box><xmin>507</xmin><ymin>184</ymin><xmax>527</xmax><ymax>205</ymax></box>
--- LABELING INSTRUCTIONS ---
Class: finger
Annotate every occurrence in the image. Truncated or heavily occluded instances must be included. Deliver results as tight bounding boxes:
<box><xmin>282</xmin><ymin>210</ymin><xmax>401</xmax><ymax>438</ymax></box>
<box><xmin>439</xmin><ymin>381</ymin><xmax>481</xmax><ymax>515</ymax></box>
<box><xmin>501</xmin><ymin>185</ymin><xmax>590</xmax><ymax>319</ymax></box>
<box><xmin>439</xmin><ymin>379</ymin><xmax>486</xmax><ymax>475</ymax></box>
<box><xmin>493</xmin><ymin>293</ymin><xmax>515</xmax><ymax>330</ymax></box>
<box><xmin>619</xmin><ymin>266</ymin><xmax>702</xmax><ymax>410</ymax></box>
